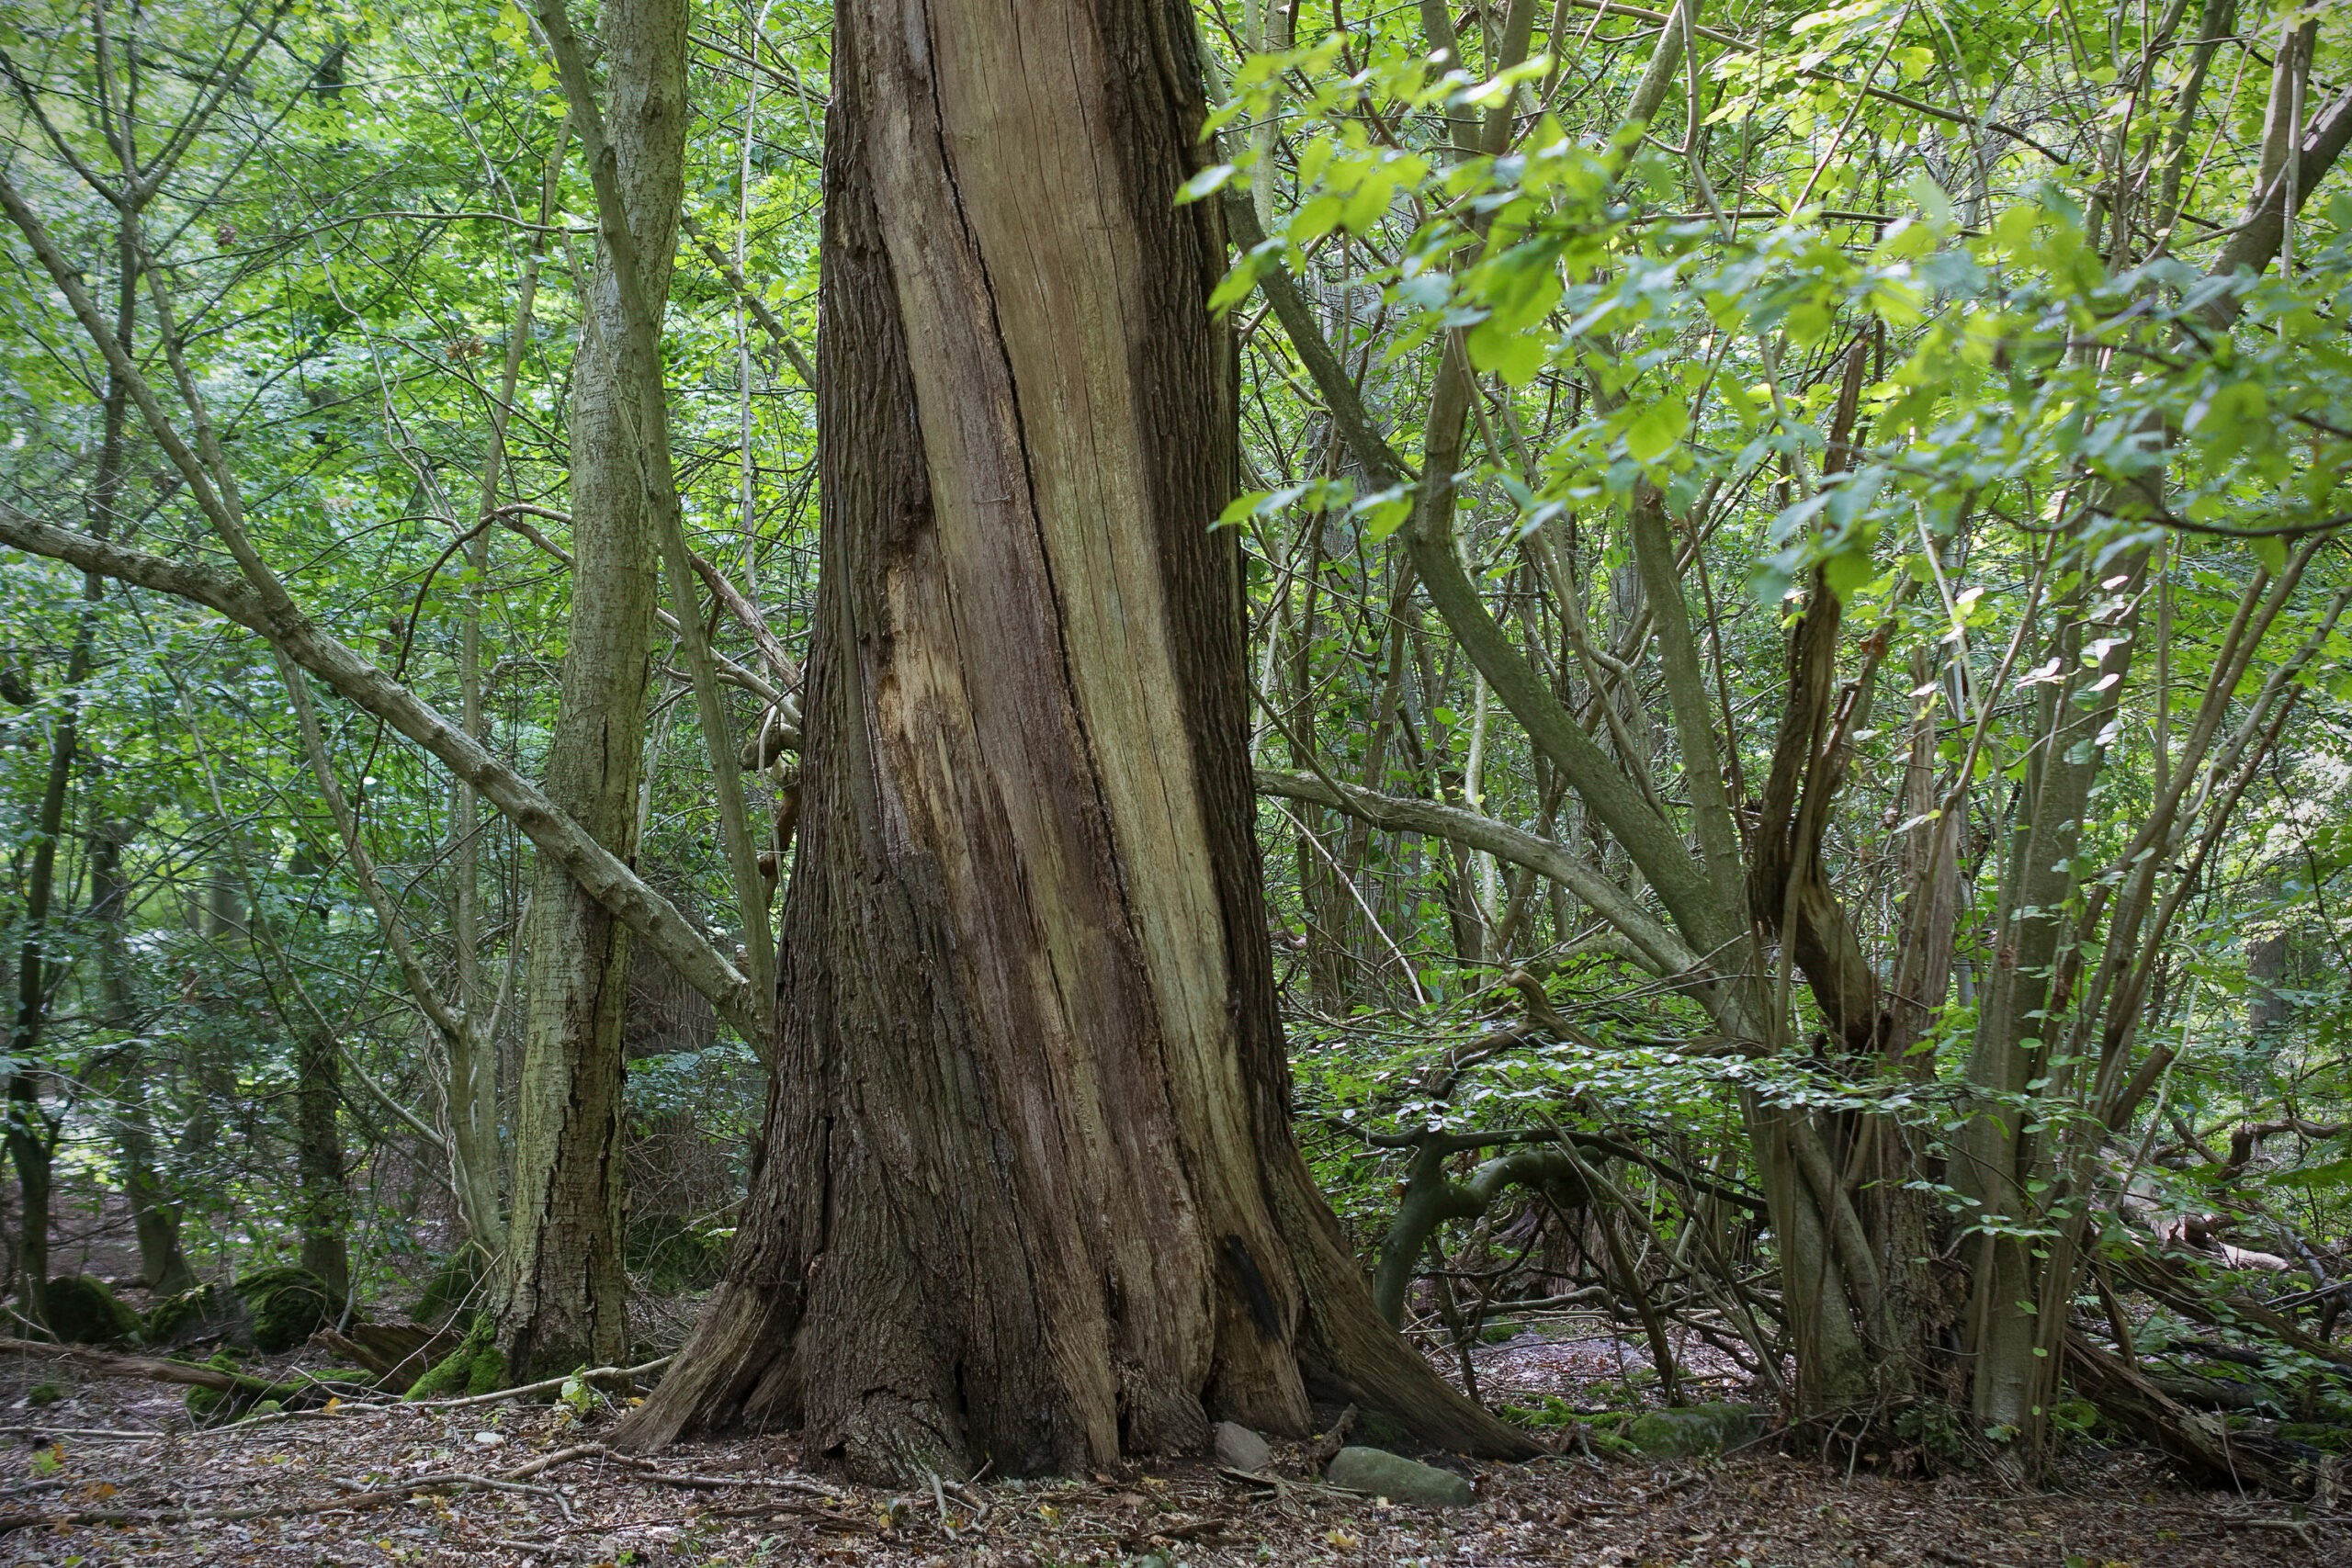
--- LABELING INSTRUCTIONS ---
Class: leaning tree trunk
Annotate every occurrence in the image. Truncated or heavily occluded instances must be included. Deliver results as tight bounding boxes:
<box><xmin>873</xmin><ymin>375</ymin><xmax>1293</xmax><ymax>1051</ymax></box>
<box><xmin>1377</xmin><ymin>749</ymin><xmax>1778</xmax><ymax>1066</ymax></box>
<box><xmin>615</xmin><ymin>0</ymin><xmax>1532</xmax><ymax>1481</ymax></box>
<box><xmin>501</xmin><ymin>0</ymin><xmax>687</xmax><ymax>1382</ymax></box>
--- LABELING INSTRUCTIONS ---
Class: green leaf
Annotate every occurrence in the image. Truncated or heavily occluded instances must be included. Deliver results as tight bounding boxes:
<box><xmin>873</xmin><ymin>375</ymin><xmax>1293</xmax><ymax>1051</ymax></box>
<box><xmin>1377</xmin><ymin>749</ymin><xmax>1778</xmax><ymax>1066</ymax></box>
<box><xmin>1907</xmin><ymin>172</ymin><xmax>1954</xmax><ymax>227</ymax></box>
<box><xmin>1175</xmin><ymin>164</ymin><xmax>1237</xmax><ymax>206</ymax></box>
<box><xmin>1466</xmin><ymin>320</ymin><xmax>1545</xmax><ymax>386</ymax></box>
<box><xmin>1624</xmin><ymin>398</ymin><xmax>1689</xmax><ymax>463</ymax></box>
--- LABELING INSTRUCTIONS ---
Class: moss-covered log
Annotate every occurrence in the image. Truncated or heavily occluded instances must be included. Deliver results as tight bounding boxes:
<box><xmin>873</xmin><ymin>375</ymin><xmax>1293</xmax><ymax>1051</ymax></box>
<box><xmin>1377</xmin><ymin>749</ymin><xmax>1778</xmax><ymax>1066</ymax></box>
<box><xmin>0</xmin><ymin>1337</ymin><xmax>372</xmax><ymax>1422</ymax></box>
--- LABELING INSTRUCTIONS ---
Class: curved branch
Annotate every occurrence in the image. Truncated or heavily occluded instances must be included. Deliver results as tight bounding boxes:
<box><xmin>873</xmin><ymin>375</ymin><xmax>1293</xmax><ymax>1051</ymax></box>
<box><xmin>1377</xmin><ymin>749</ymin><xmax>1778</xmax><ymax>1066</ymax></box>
<box><xmin>0</xmin><ymin>506</ymin><xmax>763</xmax><ymax>1040</ymax></box>
<box><xmin>1373</xmin><ymin>1140</ymin><xmax>1589</xmax><ymax>1327</ymax></box>
<box><xmin>1254</xmin><ymin>766</ymin><xmax>1700</xmax><ymax>978</ymax></box>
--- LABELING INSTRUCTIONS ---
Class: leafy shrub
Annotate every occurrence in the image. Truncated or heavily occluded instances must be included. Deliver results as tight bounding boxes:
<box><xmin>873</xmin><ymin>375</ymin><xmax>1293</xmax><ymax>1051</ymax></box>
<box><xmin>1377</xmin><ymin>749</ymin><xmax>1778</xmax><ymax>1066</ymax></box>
<box><xmin>626</xmin><ymin>1213</ymin><xmax>733</xmax><ymax>1293</ymax></box>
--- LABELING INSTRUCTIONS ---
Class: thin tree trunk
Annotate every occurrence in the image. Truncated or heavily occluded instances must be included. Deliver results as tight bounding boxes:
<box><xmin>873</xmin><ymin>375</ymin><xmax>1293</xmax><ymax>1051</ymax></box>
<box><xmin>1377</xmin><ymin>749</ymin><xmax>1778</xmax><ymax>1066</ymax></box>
<box><xmin>501</xmin><ymin>0</ymin><xmax>689</xmax><ymax>1382</ymax></box>
<box><xmin>443</xmin><ymin>122</ymin><xmax>567</xmax><ymax>1270</ymax></box>
<box><xmin>615</xmin><ymin>0</ymin><xmax>1532</xmax><ymax>1479</ymax></box>
<box><xmin>88</xmin><ymin>822</ymin><xmax>196</xmax><ymax>1293</ymax></box>
<box><xmin>6</xmin><ymin>188</ymin><xmax>139</xmax><ymax>1323</ymax></box>
<box><xmin>295</xmin><ymin>1026</ymin><xmax>350</xmax><ymax>1304</ymax></box>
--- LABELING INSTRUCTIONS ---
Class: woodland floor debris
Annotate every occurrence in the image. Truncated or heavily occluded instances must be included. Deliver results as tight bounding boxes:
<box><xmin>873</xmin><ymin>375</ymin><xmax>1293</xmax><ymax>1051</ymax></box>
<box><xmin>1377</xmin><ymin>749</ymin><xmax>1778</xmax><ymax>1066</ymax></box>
<box><xmin>0</xmin><ymin>1362</ymin><xmax>2344</xmax><ymax>1566</ymax></box>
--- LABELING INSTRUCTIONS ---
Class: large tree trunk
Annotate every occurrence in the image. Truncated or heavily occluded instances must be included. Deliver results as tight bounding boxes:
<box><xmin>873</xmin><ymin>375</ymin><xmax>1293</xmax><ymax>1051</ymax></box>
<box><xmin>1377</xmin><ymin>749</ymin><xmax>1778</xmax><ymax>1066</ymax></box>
<box><xmin>500</xmin><ymin>0</ymin><xmax>688</xmax><ymax>1382</ymax></box>
<box><xmin>616</xmin><ymin>0</ymin><xmax>1532</xmax><ymax>1480</ymax></box>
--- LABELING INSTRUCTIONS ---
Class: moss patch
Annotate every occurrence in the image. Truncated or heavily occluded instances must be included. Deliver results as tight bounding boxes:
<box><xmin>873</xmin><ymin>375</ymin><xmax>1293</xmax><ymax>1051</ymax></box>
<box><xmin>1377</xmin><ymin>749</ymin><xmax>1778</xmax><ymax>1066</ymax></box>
<box><xmin>181</xmin><ymin>1352</ymin><xmax>371</xmax><ymax>1426</ymax></box>
<box><xmin>1498</xmin><ymin>1398</ymin><xmax>1643</xmax><ymax>1458</ymax></box>
<box><xmin>44</xmin><ymin>1275</ymin><xmax>142</xmax><ymax>1345</ymax></box>
<box><xmin>231</xmin><ymin>1266</ymin><xmax>331</xmax><ymax>1354</ymax></box>
<box><xmin>406</xmin><ymin>1315</ymin><xmax>504</xmax><ymax>1400</ymax></box>
<box><xmin>412</xmin><ymin>1249</ymin><xmax>489</xmax><ymax>1326</ymax></box>
<box><xmin>145</xmin><ymin>1282</ymin><xmax>255</xmax><ymax>1350</ymax></box>
<box><xmin>183</xmin><ymin>1353</ymin><xmax>254</xmax><ymax>1424</ymax></box>
<box><xmin>2277</xmin><ymin>1422</ymin><xmax>2352</xmax><ymax>1454</ymax></box>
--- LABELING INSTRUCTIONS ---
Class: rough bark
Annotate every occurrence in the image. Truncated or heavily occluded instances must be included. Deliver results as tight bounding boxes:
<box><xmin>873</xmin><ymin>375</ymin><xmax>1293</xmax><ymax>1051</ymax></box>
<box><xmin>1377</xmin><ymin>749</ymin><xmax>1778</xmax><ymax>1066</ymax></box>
<box><xmin>295</xmin><ymin>1024</ymin><xmax>350</xmax><ymax>1306</ymax></box>
<box><xmin>614</xmin><ymin>0</ymin><xmax>1533</xmax><ymax>1479</ymax></box>
<box><xmin>502</xmin><ymin>0</ymin><xmax>688</xmax><ymax>1383</ymax></box>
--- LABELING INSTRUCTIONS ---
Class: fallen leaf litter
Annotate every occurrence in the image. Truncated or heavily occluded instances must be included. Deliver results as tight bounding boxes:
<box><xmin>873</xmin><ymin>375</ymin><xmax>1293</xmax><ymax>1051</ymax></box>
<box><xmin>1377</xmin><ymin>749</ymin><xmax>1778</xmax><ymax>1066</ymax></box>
<box><xmin>0</xmin><ymin>1353</ymin><xmax>2341</xmax><ymax>1565</ymax></box>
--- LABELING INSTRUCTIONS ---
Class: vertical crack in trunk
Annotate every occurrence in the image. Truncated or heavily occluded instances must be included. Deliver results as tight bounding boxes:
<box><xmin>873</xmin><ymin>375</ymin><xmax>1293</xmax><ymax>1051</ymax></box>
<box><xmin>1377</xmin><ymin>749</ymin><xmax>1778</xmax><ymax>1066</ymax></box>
<box><xmin>615</xmin><ymin>0</ymin><xmax>1535</xmax><ymax>1478</ymax></box>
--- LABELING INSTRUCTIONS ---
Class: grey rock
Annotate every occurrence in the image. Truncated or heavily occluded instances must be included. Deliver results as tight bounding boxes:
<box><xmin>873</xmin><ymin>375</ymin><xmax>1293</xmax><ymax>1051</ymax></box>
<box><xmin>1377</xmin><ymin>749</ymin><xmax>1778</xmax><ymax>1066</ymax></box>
<box><xmin>1213</xmin><ymin>1421</ymin><xmax>1272</xmax><ymax>1472</ymax></box>
<box><xmin>1623</xmin><ymin>1402</ymin><xmax>1767</xmax><ymax>1458</ymax></box>
<box><xmin>1325</xmin><ymin>1446</ymin><xmax>1475</xmax><ymax>1507</ymax></box>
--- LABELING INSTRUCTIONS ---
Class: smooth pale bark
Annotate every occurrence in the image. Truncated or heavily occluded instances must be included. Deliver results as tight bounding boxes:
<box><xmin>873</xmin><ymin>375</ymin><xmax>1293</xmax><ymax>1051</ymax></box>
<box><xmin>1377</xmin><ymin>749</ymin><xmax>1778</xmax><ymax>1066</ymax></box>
<box><xmin>615</xmin><ymin>0</ymin><xmax>1533</xmax><ymax>1479</ymax></box>
<box><xmin>503</xmin><ymin>0</ymin><xmax>689</xmax><ymax>1383</ymax></box>
<box><xmin>1252</xmin><ymin>767</ymin><xmax>1696</xmax><ymax>977</ymax></box>
<box><xmin>2202</xmin><ymin>73</ymin><xmax>2352</xmax><ymax>319</ymax></box>
<box><xmin>446</xmin><ymin>124</ymin><xmax>570</xmax><ymax>1269</ymax></box>
<box><xmin>532</xmin><ymin>0</ymin><xmax>775</xmax><ymax>1051</ymax></box>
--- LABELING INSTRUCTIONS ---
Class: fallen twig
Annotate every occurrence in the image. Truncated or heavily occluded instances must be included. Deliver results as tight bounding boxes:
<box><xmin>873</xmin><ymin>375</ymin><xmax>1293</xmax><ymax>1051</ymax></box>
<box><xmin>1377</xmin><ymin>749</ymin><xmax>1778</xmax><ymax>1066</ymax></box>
<box><xmin>179</xmin><ymin>1356</ymin><xmax>680</xmax><ymax>1438</ymax></box>
<box><xmin>1121</xmin><ymin>1515</ymin><xmax>1245</xmax><ymax>1551</ymax></box>
<box><xmin>410</xmin><ymin>1357</ymin><xmax>673</xmax><ymax>1411</ymax></box>
<box><xmin>0</xmin><ymin>1336</ymin><xmax>370</xmax><ymax>1413</ymax></box>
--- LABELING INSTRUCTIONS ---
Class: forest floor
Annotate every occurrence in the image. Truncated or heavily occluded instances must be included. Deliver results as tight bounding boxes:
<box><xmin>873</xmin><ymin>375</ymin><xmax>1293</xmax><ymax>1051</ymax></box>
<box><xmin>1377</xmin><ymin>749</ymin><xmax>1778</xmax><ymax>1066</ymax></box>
<box><xmin>0</xmin><ymin>1335</ymin><xmax>2345</xmax><ymax>1567</ymax></box>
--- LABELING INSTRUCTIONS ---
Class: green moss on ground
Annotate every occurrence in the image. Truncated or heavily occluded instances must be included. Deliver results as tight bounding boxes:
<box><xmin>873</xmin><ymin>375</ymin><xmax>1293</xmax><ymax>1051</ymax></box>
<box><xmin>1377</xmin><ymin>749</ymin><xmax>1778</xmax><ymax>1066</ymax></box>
<box><xmin>230</xmin><ymin>1266</ymin><xmax>332</xmax><ymax>1353</ymax></box>
<box><xmin>412</xmin><ymin>1249</ymin><xmax>489</xmax><ymax>1326</ymax></box>
<box><xmin>181</xmin><ymin>1351</ymin><xmax>370</xmax><ymax>1426</ymax></box>
<box><xmin>1497</xmin><ymin>1397</ymin><xmax>1643</xmax><ymax>1457</ymax></box>
<box><xmin>2277</xmin><ymin>1422</ymin><xmax>2352</xmax><ymax>1454</ymax></box>
<box><xmin>183</xmin><ymin>1353</ymin><xmax>261</xmax><ymax>1424</ymax></box>
<box><xmin>43</xmin><ymin>1275</ymin><xmax>142</xmax><ymax>1345</ymax></box>
<box><xmin>405</xmin><ymin>1314</ymin><xmax>504</xmax><ymax>1400</ymax></box>
<box><xmin>145</xmin><ymin>1282</ymin><xmax>254</xmax><ymax>1350</ymax></box>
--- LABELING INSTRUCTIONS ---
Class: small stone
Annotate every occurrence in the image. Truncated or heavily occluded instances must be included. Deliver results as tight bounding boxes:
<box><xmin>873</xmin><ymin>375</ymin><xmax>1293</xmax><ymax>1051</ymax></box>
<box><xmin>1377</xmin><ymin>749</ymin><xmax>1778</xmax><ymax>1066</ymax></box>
<box><xmin>1212</xmin><ymin>1421</ymin><xmax>1271</xmax><ymax>1472</ymax></box>
<box><xmin>1324</xmin><ymin>1446</ymin><xmax>1474</xmax><ymax>1507</ymax></box>
<box><xmin>471</xmin><ymin>1430</ymin><xmax>506</xmax><ymax>1447</ymax></box>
